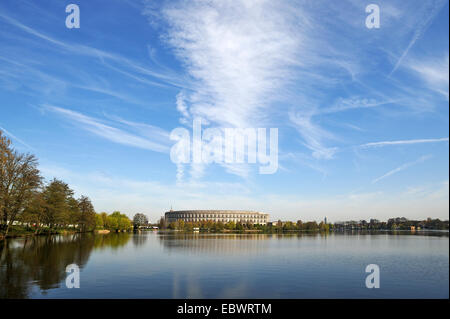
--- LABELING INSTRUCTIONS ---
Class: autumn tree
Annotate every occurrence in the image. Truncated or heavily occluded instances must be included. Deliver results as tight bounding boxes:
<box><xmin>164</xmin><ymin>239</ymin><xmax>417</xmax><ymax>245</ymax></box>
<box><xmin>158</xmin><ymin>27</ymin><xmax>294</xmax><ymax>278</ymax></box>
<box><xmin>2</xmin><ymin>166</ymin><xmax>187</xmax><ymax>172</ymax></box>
<box><xmin>20</xmin><ymin>191</ymin><xmax>46</xmax><ymax>234</ymax></box>
<box><xmin>0</xmin><ymin>131</ymin><xmax>42</xmax><ymax>236</ymax></box>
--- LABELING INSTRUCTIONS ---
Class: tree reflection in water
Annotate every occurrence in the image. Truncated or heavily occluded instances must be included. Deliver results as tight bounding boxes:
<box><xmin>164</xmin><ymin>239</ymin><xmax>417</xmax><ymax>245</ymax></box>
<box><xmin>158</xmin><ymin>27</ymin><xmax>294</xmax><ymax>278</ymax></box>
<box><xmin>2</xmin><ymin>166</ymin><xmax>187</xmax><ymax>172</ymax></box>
<box><xmin>0</xmin><ymin>233</ymin><xmax>132</xmax><ymax>298</ymax></box>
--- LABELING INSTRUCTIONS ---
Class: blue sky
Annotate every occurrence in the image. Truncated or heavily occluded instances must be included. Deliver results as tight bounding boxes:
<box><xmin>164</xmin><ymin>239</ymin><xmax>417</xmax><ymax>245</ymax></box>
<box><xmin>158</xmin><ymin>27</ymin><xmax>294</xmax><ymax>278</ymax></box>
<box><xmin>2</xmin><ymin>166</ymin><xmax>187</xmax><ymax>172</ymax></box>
<box><xmin>0</xmin><ymin>0</ymin><xmax>448</xmax><ymax>222</ymax></box>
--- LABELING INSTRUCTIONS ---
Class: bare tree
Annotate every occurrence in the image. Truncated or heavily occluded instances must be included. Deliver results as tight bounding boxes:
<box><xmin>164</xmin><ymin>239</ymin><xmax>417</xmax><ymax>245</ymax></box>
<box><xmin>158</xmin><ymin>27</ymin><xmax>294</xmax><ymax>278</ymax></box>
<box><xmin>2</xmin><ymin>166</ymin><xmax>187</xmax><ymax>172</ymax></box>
<box><xmin>133</xmin><ymin>213</ymin><xmax>149</xmax><ymax>227</ymax></box>
<box><xmin>0</xmin><ymin>131</ymin><xmax>42</xmax><ymax>236</ymax></box>
<box><xmin>158</xmin><ymin>217</ymin><xmax>167</xmax><ymax>229</ymax></box>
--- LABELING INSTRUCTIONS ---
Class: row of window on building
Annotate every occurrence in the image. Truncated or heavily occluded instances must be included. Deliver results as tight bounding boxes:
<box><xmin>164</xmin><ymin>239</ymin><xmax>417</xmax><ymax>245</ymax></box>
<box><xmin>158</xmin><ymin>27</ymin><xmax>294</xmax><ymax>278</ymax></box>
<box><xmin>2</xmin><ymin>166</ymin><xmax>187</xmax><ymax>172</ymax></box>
<box><xmin>170</xmin><ymin>214</ymin><xmax>266</xmax><ymax>219</ymax></box>
<box><xmin>166</xmin><ymin>216</ymin><xmax>268</xmax><ymax>224</ymax></box>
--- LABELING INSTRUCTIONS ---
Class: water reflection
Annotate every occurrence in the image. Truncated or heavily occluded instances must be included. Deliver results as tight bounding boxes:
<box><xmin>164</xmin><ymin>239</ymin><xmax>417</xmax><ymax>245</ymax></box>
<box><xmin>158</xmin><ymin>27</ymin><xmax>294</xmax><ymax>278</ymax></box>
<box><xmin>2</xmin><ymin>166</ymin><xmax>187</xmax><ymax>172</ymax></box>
<box><xmin>132</xmin><ymin>232</ymin><xmax>149</xmax><ymax>247</ymax></box>
<box><xmin>157</xmin><ymin>232</ymin><xmax>334</xmax><ymax>256</ymax></box>
<box><xmin>0</xmin><ymin>233</ymin><xmax>132</xmax><ymax>298</ymax></box>
<box><xmin>158</xmin><ymin>233</ymin><xmax>271</xmax><ymax>256</ymax></box>
<box><xmin>156</xmin><ymin>231</ymin><xmax>448</xmax><ymax>256</ymax></box>
<box><xmin>335</xmin><ymin>230</ymin><xmax>449</xmax><ymax>237</ymax></box>
<box><xmin>0</xmin><ymin>231</ymin><xmax>448</xmax><ymax>299</ymax></box>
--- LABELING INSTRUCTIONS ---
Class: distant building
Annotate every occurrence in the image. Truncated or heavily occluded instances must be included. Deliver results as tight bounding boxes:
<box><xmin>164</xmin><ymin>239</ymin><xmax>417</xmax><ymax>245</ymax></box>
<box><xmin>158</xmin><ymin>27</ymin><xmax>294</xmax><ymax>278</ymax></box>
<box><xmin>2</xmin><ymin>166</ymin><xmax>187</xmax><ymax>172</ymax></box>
<box><xmin>164</xmin><ymin>210</ymin><xmax>269</xmax><ymax>225</ymax></box>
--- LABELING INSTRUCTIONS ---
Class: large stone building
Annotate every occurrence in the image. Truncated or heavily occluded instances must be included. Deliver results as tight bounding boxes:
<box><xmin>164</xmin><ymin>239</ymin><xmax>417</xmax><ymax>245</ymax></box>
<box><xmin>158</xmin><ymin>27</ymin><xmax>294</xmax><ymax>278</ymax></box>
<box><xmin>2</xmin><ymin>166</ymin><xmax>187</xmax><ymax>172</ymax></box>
<box><xmin>165</xmin><ymin>210</ymin><xmax>269</xmax><ymax>225</ymax></box>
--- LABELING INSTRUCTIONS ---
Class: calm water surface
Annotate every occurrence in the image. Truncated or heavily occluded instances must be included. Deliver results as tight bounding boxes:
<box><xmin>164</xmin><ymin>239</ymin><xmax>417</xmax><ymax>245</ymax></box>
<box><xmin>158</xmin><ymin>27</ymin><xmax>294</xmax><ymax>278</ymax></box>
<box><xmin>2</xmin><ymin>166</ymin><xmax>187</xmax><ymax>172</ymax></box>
<box><xmin>0</xmin><ymin>232</ymin><xmax>448</xmax><ymax>298</ymax></box>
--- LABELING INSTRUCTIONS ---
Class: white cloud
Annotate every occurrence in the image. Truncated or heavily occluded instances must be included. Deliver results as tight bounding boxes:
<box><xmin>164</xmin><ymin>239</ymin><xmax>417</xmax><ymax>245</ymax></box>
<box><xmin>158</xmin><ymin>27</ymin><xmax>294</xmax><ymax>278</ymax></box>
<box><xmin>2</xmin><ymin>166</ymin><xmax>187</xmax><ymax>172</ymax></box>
<box><xmin>361</xmin><ymin>137</ymin><xmax>449</xmax><ymax>148</ymax></box>
<box><xmin>0</xmin><ymin>11</ymin><xmax>187</xmax><ymax>89</ymax></box>
<box><xmin>289</xmin><ymin>111</ymin><xmax>338</xmax><ymax>160</ymax></box>
<box><xmin>176</xmin><ymin>91</ymin><xmax>190</xmax><ymax>120</ymax></box>
<box><xmin>372</xmin><ymin>155</ymin><xmax>432</xmax><ymax>184</ymax></box>
<box><xmin>153</xmin><ymin>0</ymin><xmax>307</xmax><ymax>128</ymax></box>
<box><xmin>43</xmin><ymin>104</ymin><xmax>170</xmax><ymax>153</ymax></box>
<box><xmin>319</xmin><ymin>97</ymin><xmax>399</xmax><ymax>115</ymax></box>
<box><xmin>0</xmin><ymin>125</ymin><xmax>34</xmax><ymax>150</ymax></box>
<box><xmin>389</xmin><ymin>0</ymin><xmax>448</xmax><ymax>75</ymax></box>
<box><xmin>405</xmin><ymin>54</ymin><xmax>449</xmax><ymax>99</ymax></box>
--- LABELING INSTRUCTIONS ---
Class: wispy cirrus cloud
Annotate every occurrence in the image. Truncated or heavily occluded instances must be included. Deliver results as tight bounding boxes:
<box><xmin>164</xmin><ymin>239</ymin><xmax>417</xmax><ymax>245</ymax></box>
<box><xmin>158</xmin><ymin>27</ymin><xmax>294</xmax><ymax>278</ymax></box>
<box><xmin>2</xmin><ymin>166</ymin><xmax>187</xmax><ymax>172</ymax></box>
<box><xmin>151</xmin><ymin>0</ymin><xmax>307</xmax><ymax>128</ymax></box>
<box><xmin>289</xmin><ymin>110</ymin><xmax>338</xmax><ymax>160</ymax></box>
<box><xmin>142</xmin><ymin>0</ymin><xmax>316</xmax><ymax>177</ymax></box>
<box><xmin>404</xmin><ymin>54</ymin><xmax>449</xmax><ymax>99</ymax></box>
<box><xmin>389</xmin><ymin>0</ymin><xmax>448</xmax><ymax>75</ymax></box>
<box><xmin>42</xmin><ymin>104</ymin><xmax>170</xmax><ymax>153</ymax></box>
<box><xmin>361</xmin><ymin>137</ymin><xmax>449</xmax><ymax>148</ymax></box>
<box><xmin>0</xmin><ymin>125</ymin><xmax>34</xmax><ymax>150</ymax></box>
<box><xmin>372</xmin><ymin>155</ymin><xmax>432</xmax><ymax>184</ymax></box>
<box><xmin>0</xmin><ymin>11</ymin><xmax>187</xmax><ymax>90</ymax></box>
<box><xmin>319</xmin><ymin>97</ymin><xmax>400</xmax><ymax>115</ymax></box>
<box><xmin>0</xmin><ymin>0</ymin><xmax>448</xmax><ymax>221</ymax></box>
<box><xmin>144</xmin><ymin>0</ymin><xmax>449</xmax><ymax>167</ymax></box>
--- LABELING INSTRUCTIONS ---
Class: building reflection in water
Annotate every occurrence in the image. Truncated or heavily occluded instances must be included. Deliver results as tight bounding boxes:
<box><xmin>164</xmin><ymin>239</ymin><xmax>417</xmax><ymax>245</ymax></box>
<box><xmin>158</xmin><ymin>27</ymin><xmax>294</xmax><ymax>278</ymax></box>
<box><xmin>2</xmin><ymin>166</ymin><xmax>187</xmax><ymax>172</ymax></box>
<box><xmin>158</xmin><ymin>232</ymin><xmax>327</xmax><ymax>298</ymax></box>
<box><xmin>158</xmin><ymin>233</ymin><xmax>270</xmax><ymax>256</ymax></box>
<box><xmin>0</xmin><ymin>233</ymin><xmax>132</xmax><ymax>298</ymax></box>
<box><xmin>157</xmin><ymin>232</ymin><xmax>327</xmax><ymax>256</ymax></box>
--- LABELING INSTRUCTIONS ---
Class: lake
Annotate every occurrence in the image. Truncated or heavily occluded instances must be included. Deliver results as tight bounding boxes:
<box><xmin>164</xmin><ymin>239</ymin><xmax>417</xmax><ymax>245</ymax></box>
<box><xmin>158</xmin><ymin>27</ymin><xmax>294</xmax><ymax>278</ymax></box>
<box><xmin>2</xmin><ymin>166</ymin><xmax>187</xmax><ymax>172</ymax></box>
<box><xmin>0</xmin><ymin>231</ymin><xmax>448</xmax><ymax>298</ymax></box>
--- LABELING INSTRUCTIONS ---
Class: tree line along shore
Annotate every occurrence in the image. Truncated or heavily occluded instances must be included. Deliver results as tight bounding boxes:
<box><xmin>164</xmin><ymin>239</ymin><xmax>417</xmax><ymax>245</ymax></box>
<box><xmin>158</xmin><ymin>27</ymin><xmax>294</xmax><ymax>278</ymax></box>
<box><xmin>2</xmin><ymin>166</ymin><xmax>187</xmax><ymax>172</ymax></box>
<box><xmin>155</xmin><ymin>217</ymin><xmax>448</xmax><ymax>233</ymax></box>
<box><xmin>1</xmin><ymin>130</ymin><xmax>448</xmax><ymax>240</ymax></box>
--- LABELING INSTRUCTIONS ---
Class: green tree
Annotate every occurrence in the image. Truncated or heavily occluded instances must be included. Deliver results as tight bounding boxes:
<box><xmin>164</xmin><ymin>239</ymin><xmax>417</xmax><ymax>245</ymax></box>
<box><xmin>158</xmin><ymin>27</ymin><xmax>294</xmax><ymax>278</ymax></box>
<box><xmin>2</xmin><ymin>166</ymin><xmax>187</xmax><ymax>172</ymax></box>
<box><xmin>304</xmin><ymin>221</ymin><xmax>319</xmax><ymax>231</ymax></box>
<box><xmin>106</xmin><ymin>215</ymin><xmax>118</xmax><ymax>230</ymax></box>
<box><xmin>106</xmin><ymin>211</ymin><xmax>131</xmax><ymax>232</ymax></box>
<box><xmin>283</xmin><ymin>221</ymin><xmax>295</xmax><ymax>231</ymax></box>
<box><xmin>319</xmin><ymin>221</ymin><xmax>330</xmax><ymax>232</ymax></box>
<box><xmin>225</xmin><ymin>221</ymin><xmax>236</xmax><ymax>230</ymax></box>
<box><xmin>41</xmin><ymin>179</ymin><xmax>74</xmax><ymax>229</ymax></box>
<box><xmin>67</xmin><ymin>197</ymin><xmax>80</xmax><ymax>228</ymax></box>
<box><xmin>95</xmin><ymin>213</ymin><xmax>104</xmax><ymax>229</ymax></box>
<box><xmin>78</xmin><ymin>196</ymin><xmax>96</xmax><ymax>232</ymax></box>
<box><xmin>100</xmin><ymin>212</ymin><xmax>108</xmax><ymax>227</ymax></box>
<box><xmin>118</xmin><ymin>214</ymin><xmax>131</xmax><ymax>231</ymax></box>
<box><xmin>177</xmin><ymin>219</ymin><xmax>185</xmax><ymax>230</ymax></box>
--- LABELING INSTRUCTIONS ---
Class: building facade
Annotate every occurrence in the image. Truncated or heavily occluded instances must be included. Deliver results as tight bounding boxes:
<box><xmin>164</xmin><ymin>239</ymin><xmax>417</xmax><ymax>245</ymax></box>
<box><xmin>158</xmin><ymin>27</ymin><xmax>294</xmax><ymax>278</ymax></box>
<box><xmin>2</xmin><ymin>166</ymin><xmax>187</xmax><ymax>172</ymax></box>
<box><xmin>164</xmin><ymin>210</ymin><xmax>269</xmax><ymax>225</ymax></box>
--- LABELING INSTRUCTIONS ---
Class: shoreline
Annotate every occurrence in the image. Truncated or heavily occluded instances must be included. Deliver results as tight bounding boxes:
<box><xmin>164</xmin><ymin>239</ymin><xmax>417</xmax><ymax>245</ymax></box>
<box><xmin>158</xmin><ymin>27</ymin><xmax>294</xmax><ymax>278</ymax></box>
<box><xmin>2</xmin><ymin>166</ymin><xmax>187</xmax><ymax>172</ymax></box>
<box><xmin>0</xmin><ymin>228</ymin><xmax>124</xmax><ymax>241</ymax></box>
<box><xmin>2</xmin><ymin>228</ymin><xmax>448</xmax><ymax>241</ymax></box>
